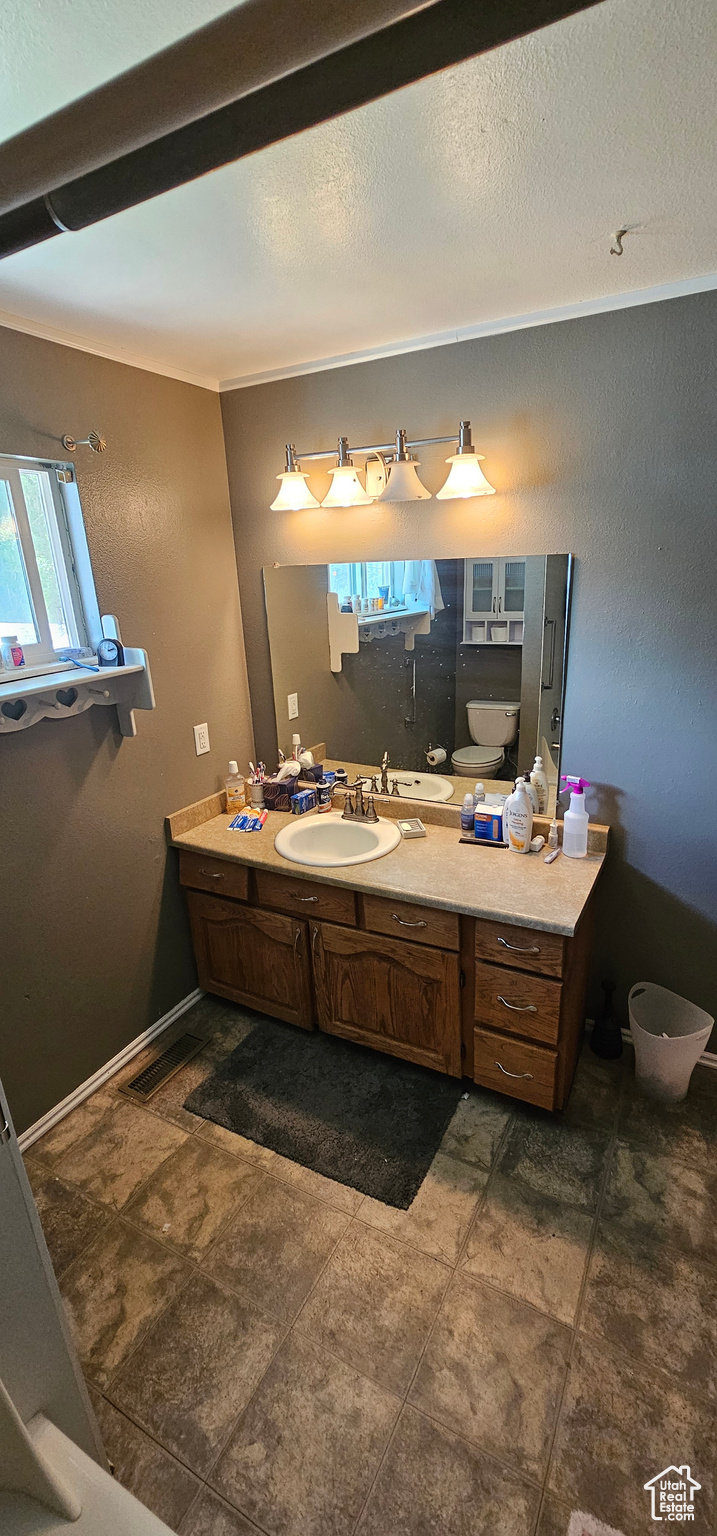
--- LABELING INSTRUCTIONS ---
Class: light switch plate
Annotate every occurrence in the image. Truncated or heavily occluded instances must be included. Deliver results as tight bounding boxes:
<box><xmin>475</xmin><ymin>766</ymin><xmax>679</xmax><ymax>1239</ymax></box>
<box><xmin>193</xmin><ymin>722</ymin><xmax>210</xmax><ymax>755</ymax></box>
<box><xmin>287</xmin><ymin>692</ymin><xmax>299</xmax><ymax>720</ymax></box>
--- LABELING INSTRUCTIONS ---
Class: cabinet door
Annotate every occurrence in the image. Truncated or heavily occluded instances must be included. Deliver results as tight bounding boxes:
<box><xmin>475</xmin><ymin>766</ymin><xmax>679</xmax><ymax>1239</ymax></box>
<box><xmin>465</xmin><ymin>558</ymin><xmax>496</xmax><ymax>619</ymax></box>
<box><xmin>187</xmin><ymin>892</ymin><xmax>314</xmax><ymax>1029</ymax></box>
<box><xmin>311</xmin><ymin>922</ymin><xmax>461</xmax><ymax>1076</ymax></box>
<box><xmin>499</xmin><ymin>558</ymin><xmax>526</xmax><ymax>616</ymax></box>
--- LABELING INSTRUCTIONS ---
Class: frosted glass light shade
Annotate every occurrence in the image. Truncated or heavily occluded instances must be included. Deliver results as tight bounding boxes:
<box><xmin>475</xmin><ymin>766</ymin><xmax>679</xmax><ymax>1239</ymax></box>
<box><xmin>436</xmin><ymin>452</ymin><xmax>496</xmax><ymax>499</ymax></box>
<box><xmin>377</xmin><ymin>459</ymin><xmax>431</xmax><ymax>502</ymax></box>
<box><xmin>270</xmin><ymin>471</ymin><xmax>320</xmax><ymax>511</ymax></box>
<box><xmin>321</xmin><ymin>465</ymin><xmax>374</xmax><ymax>507</ymax></box>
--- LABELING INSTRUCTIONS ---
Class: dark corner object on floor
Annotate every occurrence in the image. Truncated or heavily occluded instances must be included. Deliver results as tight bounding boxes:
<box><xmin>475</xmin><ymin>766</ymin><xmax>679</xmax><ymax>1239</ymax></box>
<box><xmin>184</xmin><ymin>1017</ymin><xmax>464</xmax><ymax>1208</ymax></box>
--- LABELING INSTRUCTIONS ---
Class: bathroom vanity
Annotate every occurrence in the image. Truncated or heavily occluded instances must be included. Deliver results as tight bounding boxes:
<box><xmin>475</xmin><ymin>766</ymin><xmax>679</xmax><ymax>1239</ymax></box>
<box><xmin>168</xmin><ymin>795</ymin><xmax>606</xmax><ymax>1112</ymax></box>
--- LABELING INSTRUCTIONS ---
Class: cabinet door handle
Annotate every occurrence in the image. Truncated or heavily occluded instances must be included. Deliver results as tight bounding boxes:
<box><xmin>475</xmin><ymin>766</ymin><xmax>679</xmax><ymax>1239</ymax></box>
<box><xmin>497</xmin><ymin>937</ymin><xmax>540</xmax><ymax>954</ymax></box>
<box><xmin>495</xmin><ymin>1061</ymin><xmax>533</xmax><ymax>1079</ymax></box>
<box><xmin>291</xmin><ymin>893</ymin><xmax>319</xmax><ymax>903</ymax></box>
<box><xmin>498</xmin><ymin>996</ymin><xmax>538</xmax><ymax>1013</ymax></box>
<box><xmin>492</xmin><ymin>595</ymin><xmax>497</xmax><ymax>613</ymax></box>
<box><xmin>392</xmin><ymin>914</ymin><xmax>427</xmax><ymax>928</ymax></box>
<box><xmin>200</xmin><ymin>869</ymin><xmax>224</xmax><ymax>879</ymax></box>
<box><xmin>312</xmin><ymin>926</ymin><xmax>320</xmax><ymax>953</ymax></box>
<box><xmin>294</xmin><ymin>927</ymin><xmax>302</xmax><ymax>952</ymax></box>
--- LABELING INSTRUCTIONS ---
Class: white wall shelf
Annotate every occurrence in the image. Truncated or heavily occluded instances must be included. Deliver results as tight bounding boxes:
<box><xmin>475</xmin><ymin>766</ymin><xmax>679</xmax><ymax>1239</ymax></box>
<box><xmin>327</xmin><ymin>592</ymin><xmax>432</xmax><ymax>672</ymax></box>
<box><xmin>0</xmin><ymin>618</ymin><xmax>154</xmax><ymax>737</ymax></box>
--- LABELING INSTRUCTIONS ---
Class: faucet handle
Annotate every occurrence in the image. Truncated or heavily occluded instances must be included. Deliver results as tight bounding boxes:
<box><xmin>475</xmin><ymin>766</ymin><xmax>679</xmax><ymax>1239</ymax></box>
<box><xmin>342</xmin><ymin>791</ymin><xmax>355</xmax><ymax>819</ymax></box>
<box><xmin>365</xmin><ymin>795</ymin><xmax>379</xmax><ymax>823</ymax></box>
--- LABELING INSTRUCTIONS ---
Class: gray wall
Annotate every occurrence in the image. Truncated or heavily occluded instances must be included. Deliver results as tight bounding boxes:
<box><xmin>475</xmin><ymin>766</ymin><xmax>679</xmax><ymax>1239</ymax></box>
<box><xmin>0</xmin><ymin>326</ymin><xmax>253</xmax><ymax>1133</ymax></box>
<box><xmin>222</xmin><ymin>291</ymin><xmax>717</xmax><ymax>1028</ymax></box>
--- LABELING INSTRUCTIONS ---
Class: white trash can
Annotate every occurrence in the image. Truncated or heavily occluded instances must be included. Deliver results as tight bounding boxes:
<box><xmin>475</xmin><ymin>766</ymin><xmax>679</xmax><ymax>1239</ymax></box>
<box><xmin>628</xmin><ymin>982</ymin><xmax>714</xmax><ymax>1103</ymax></box>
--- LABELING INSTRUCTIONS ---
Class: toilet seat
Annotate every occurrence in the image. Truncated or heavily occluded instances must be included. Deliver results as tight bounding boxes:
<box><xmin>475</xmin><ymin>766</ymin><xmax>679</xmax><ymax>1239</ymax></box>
<box><xmin>451</xmin><ymin>744</ymin><xmax>505</xmax><ymax>777</ymax></box>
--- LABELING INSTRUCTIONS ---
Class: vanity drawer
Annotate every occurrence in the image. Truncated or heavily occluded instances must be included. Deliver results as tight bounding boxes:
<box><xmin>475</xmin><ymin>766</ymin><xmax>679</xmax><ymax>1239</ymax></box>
<box><xmin>254</xmin><ymin>869</ymin><xmax>357</xmax><ymax>925</ymax></box>
<box><xmin>474</xmin><ymin>1027</ymin><xmax>558</xmax><ymax>1110</ymax></box>
<box><xmin>362</xmin><ymin>893</ymin><xmax>460</xmax><ymax>951</ymax></box>
<box><xmin>179</xmin><ymin>851</ymin><xmax>249</xmax><ymax>901</ymax></box>
<box><xmin>475</xmin><ymin>916</ymin><xmax>565</xmax><ymax>978</ymax></box>
<box><xmin>474</xmin><ymin>959</ymin><xmax>562</xmax><ymax>1046</ymax></box>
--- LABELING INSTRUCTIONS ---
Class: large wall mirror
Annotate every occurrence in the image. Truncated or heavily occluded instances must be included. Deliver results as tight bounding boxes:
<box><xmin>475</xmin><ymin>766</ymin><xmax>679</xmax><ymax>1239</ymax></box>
<box><xmin>263</xmin><ymin>554</ymin><xmax>572</xmax><ymax>813</ymax></box>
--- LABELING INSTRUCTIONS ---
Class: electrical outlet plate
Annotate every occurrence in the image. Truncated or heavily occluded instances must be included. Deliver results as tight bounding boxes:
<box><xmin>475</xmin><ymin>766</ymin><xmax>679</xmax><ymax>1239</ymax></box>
<box><xmin>287</xmin><ymin>692</ymin><xmax>299</xmax><ymax>720</ymax></box>
<box><xmin>193</xmin><ymin>722</ymin><xmax>210</xmax><ymax>755</ymax></box>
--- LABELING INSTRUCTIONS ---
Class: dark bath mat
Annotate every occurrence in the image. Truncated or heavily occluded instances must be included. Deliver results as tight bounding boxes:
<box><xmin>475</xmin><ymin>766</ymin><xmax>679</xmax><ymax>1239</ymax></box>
<box><xmin>185</xmin><ymin>1017</ymin><xmax>464</xmax><ymax>1209</ymax></box>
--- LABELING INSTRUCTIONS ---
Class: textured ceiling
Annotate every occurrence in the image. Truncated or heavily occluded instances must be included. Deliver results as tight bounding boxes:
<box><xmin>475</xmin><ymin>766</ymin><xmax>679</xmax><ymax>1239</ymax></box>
<box><xmin>0</xmin><ymin>0</ymin><xmax>715</xmax><ymax>388</ymax></box>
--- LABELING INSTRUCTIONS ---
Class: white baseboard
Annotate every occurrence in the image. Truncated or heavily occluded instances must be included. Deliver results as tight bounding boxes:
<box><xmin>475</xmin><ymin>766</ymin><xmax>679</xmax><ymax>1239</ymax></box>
<box><xmin>18</xmin><ymin>988</ymin><xmax>204</xmax><ymax>1153</ymax></box>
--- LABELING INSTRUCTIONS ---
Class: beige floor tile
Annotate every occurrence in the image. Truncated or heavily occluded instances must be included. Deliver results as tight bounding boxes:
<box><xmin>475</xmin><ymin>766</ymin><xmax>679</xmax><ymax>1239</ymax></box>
<box><xmin>410</xmin><ymin>1271</ymin><xmax>571</xmax><ymax>1480</ymax></box>
<box><xmin>202</xmin><ymin>1177</ymin><xmax>349</xmax><ymax>1321</ymax></box>
<box><xmin>125</xmin><ymin>1137</ymin><xmax>263</xmax><ymax>1261</ymax></box>
<box><xmin>618</xmin><ymin>1083</ymin><xmax>717</xmax><ymax>1173</ymax></box>
<box><xmin>360</xmin><ymin>1152</ymin><xmax>488</xmax><ymax>1264</ymax></box>
<box><xmin>358</xmin><ymin>1405</ymin><xmax>540</xmax><ymax>1536</ymax></box>
<box><xmin>24</xmin><ymin>1157</ymin><xmax>109</xmax><ymax>1278</ymax></box>
<box><xmin>561</xmin><ymin>1047</ymin><xmax>623</xmax><ymax>1132</ymax></box>
<box><xmin>91</xmin><ymin>1389</ymin><xmax>200</xmax><ymax>1531</ymax></box>
<box><xmin>534</xmin><ymin>1493</ymin><xmax>573</xmax><ymax>1536</ymax></box>
<box><xmin>110</xmin><ymin>1271</ymin><xmax>284</xmax><ymax>1478</ymax></box>
<box><xmin>498</xmin><ymin>1115</ymin><xmax>610</xmax><ymax>1212</ymax></box>
<box><xmin>196</xmin><ymin>1120</ymin><xmax>363</xmax><ymax>1213</ymax></box>
<box><xmin>603</xmin><ymin>1140</ymin><xmax>717</xmax><ymax>1264</ymax></box>
<box><xmin>438</xmin><ymin>1091</ymin><xmax>512</xmax><ymax>1170</ymax></box>
<box><xmin>60</xmin><ymin>1218</ymin><xmax>190</xmax><ymax>1388</ymax></box>
<box><xmin>54</xmin><ymin>1099</ymin><xmax>188</xmax><ymax>1211</ymax></box>
<box><xmin>298</xmin><ymin>1223</ymin><xmax>450</xmax><ymax>1394</ymax></box>
<box><xmin>180</xmin><ymin>1487</ymin><xmax>263</xmax><ymax>1535</ymax></box>
<box><xmin>549</xmin><ymin>1333</ymin><xmax>715</xmax><ymax>1535</ymax></box>
<box><xmin>462</xmin><ymin>1171</ymin><xmax>593</xmax><ymax>1325</ymax></box>
<box><xmin>581</xmin><ymin>1219</ymin><xmax>717</xmax><ymax>1398</ymax></box>
<box><xmin>212</xmin><ymin>1331</ymin><xmax>399</xmax><ymax>1536</ymax></box>
<box><xmin>141</xmin><ymin>1057</ymin><xmax>213</xmax><ymax>1131</ymax></box>
<box><xmin>29</xmin><ymin>1088</ymin><xmax>116</xmax><ymax>1166</ymax></box>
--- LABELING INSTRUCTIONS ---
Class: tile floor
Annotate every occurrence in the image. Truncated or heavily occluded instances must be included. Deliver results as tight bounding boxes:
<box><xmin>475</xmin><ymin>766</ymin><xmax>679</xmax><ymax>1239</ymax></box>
<box><xmin>24</xmin><ymin>996</ymin><xmax>717</xmax><ymax>1536</ymax></box>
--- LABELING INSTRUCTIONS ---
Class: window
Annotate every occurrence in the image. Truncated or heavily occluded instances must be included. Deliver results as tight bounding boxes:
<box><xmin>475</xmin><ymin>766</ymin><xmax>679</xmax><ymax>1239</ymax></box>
<box><xmin>328</xmin><ymin>561</ymin><xmax>399</xmax><ymax>603</ymax></box>
<box><xmin>0</xmin><ymin>456</ymin><xmax>99</xmax><ymax>673</ymax></box>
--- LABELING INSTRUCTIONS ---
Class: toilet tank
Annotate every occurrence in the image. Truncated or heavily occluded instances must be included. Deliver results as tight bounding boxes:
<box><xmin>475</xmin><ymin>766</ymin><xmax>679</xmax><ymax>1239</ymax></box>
<box><xmin>466</xmin><ymin>700</ymin><xmax>520</xmax><ymax>747</ymax></box>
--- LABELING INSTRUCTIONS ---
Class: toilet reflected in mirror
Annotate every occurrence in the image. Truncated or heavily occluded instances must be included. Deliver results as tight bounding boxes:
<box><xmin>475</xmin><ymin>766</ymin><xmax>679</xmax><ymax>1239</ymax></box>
<box><xmin>452</xmin><ymin>700</ymin><xmax>521</xmax><ymax>780</ymax></box>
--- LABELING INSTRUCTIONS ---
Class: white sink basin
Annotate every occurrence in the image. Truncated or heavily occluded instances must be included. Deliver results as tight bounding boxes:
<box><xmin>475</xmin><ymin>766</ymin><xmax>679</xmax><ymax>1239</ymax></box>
<box><xmin>274</xmin><ymin>810</ymin><xmax>401</xmax><ymax>867</ymax></box>
<box><xmin>359</xmin><ymin>770</ymin><xmax>454</xmax><ymax>803</ymax></box>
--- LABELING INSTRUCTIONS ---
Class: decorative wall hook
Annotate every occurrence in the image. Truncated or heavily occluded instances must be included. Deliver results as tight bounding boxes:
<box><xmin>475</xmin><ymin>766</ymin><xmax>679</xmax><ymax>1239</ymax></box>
<box><xmin>610</xmin><ymin>229</ymin><xmax>629</xmax><ymax>256</ymax></box>
<box><xmin>62</xmin><ymin>431</ymin><xmax>107</xmax><ymax>453</ymax></box>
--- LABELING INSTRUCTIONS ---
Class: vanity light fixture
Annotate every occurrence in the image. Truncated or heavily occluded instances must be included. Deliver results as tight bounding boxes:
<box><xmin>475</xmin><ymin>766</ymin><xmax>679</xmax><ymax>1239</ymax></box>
<box><xmin>435</xmin><ymin>420</ymin><xmax>496</xmax><ymax>499</ymax></box>
<box><xmin>321</xmin><ymin>437</ymin><xmax>374</xmax><ymax>507</ymax></box>
<box><xmin>376</xmin><ymin>429</ymin><xmax>431</xmax><ymax>503</ymax></box>
<box><xmin>270</xmin><ymin>420</ymin><xmax>495</xmax><ymax>508</ymax></box>
<box><xmin>269</xmin><ymin>443</ymin><xmax>321</xmax><ymax>511</ymax></box>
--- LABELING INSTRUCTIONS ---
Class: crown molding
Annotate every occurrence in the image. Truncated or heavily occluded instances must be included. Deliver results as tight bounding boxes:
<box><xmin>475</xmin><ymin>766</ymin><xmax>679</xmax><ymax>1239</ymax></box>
<box><xmin>0</xmin><ymin>306</ymin><xmax>220</xmax><ymax>391</ymax></box>
<box><xmin>218</xmin><ymin>271</ymin><xmax>717</xmax><ymax>392</ymax></box>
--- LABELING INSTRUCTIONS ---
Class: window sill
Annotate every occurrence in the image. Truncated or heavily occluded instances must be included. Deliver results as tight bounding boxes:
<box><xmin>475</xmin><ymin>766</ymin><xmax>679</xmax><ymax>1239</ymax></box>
<box><xmin>0</xmin><ymin>648</ymin><xmax>154</xmax><ymax>737</ymax></box>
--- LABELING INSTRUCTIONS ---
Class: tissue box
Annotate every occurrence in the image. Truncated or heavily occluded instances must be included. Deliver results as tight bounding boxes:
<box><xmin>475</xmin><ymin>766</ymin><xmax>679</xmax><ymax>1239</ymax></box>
<box><xmin>263</xmin><ymin>775</ymin><xmax>299</xmax><ymax>811</ymax></box>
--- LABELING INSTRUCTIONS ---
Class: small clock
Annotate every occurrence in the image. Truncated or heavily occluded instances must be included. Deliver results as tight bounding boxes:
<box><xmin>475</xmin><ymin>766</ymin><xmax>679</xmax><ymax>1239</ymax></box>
<box><xmin>97</xmin><ymin>637</ymin><xmax>125</xmax><ymax>667</ymax></box>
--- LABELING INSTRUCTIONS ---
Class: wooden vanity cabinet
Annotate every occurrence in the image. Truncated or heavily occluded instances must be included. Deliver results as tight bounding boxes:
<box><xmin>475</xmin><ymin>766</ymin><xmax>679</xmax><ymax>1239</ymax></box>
<box><xmin>311</xmin><ymin>921</ymin><xmax>462</xmax><ymax>1076</ymax></box>
<box><xmin>186</xmin><ymin>891</ymin><xmax>314</xmax><ymax>1029</ymax></box>
<box><xmin>180</xmin><ymin>859</ymin><xmax>592</xmax><ymax>1109</ymax></box>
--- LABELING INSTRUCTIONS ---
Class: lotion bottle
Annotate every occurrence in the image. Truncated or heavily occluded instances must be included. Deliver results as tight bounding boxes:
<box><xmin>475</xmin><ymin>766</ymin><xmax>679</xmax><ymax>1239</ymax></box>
<box><xmin>523</xmin><ymin>773</ymin><xmax>539</xmax><ymax>814</ymax></box>
<box><xmin>504</xmin><ymin>778</ymin><xmax>533</xmax><ymax>853</ymax></box>
<box><xmin>530</xmin><ymin>756</ymin><xmax>549</xmax><ymax>815</ymax></box>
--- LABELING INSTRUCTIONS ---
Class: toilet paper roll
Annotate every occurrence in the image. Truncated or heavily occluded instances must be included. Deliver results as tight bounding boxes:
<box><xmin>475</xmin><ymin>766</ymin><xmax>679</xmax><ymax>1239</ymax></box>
<box><xmin>426</xmin><ymin>747</ymin><xmax>447</xmax><ymax>767</ymax></box>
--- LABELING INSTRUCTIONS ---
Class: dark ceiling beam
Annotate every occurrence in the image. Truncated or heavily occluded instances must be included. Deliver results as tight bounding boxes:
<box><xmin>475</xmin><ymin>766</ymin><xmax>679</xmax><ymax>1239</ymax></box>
<box><xmin>0</xmin><ymin>0</ymin><xmax>442</xmax><ymax>218</ymax></box>
<box><xmin>0</xmin><ymin>0</ymin><xmax>605</xmax><ymax>262</ymax></box>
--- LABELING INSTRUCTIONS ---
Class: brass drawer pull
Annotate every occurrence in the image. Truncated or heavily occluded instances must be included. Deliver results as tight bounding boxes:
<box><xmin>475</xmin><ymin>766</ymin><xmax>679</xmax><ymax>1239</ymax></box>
<box><xmin>495</xmin><ymin>1061</ymin><xmax>534</xmax><ymax>1080</ymax></box>
<box><xmin>200</xmin><ymin>869</ymin><xmax>224</xmax><ymax>879</ymax></box>
<box><xmin>291</xmin><ymin>893</ymin><xmax>319</xmax><ymax>903</ymax></box>
<box><xmin>498</xmin><ymin>996</ymin><xmax>538</xmax><ymax>1013</ymax></box>
<box><xmin>497</xmin><ymin>936</ymin><xmax>540</xmax><ymax>953</ymax></box>
<box><xmin>392</xmin><ymin>914</ymin><xmax>427</xmax><ymax>928</ymax></box>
